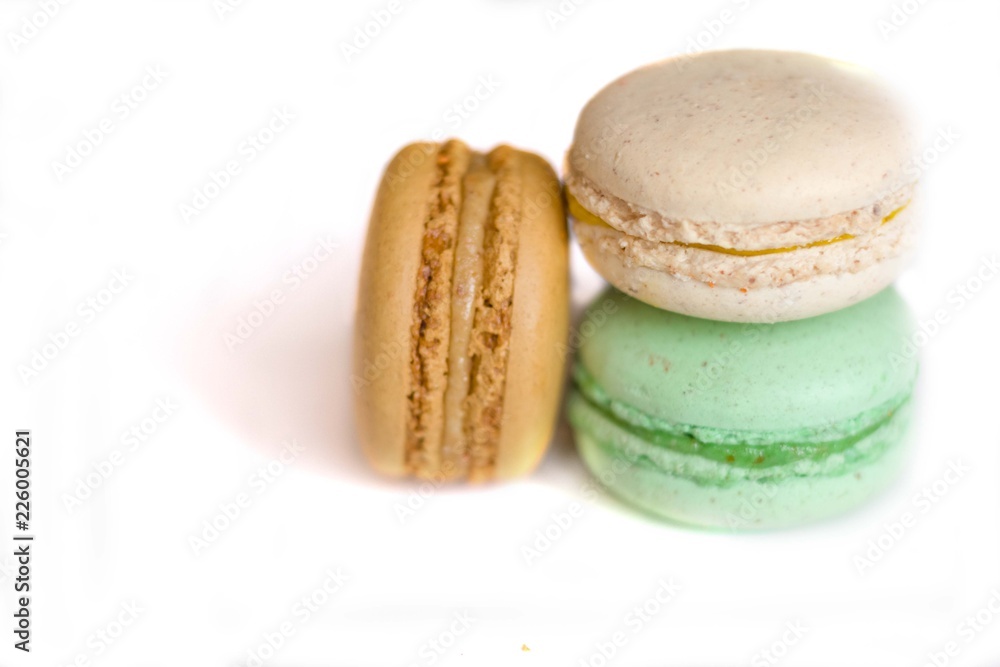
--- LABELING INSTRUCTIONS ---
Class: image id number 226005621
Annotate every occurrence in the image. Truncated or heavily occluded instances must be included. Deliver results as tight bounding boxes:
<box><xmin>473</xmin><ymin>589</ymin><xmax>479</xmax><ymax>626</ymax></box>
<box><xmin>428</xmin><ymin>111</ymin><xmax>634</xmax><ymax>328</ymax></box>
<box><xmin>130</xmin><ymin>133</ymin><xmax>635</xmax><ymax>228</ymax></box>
<box><xmin>14</xmin><ymin>430</ymin><xmax>32</xmax><ymax>653</ymax></box>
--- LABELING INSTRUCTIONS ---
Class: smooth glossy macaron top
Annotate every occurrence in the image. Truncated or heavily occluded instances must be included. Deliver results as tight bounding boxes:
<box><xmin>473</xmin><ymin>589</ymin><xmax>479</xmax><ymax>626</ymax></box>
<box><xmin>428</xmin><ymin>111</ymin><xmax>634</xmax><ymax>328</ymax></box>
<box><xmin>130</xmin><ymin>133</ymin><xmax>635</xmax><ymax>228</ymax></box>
<box><xmin>567</xmin><ymin>49</ymin><xmax>916</xmax><ymax>230</ymax></box>
<box><xmin>576</xmin><ymin>286</ymin><xmax>917</xmax><ymax>435</ymax></box>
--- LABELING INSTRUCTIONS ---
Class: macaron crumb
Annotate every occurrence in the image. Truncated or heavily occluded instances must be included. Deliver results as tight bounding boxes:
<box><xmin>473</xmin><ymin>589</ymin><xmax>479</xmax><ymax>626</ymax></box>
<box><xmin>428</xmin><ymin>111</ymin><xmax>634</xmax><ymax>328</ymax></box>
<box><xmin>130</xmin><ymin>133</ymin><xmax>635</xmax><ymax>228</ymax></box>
<box><xmin>647</xmin><ymin>354</ymin><xmax>671</xmax><ymax>372</ymax></box>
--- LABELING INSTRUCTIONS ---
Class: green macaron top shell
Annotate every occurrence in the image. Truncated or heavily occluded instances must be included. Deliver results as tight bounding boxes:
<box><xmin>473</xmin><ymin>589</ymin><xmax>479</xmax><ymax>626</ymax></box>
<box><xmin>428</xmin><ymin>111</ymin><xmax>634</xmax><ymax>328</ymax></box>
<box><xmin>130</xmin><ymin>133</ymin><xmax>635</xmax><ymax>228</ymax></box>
<box><xmin>577</xmin><ymin>287</ymin><xmax>917</xmax><ymax>436</ymax></box>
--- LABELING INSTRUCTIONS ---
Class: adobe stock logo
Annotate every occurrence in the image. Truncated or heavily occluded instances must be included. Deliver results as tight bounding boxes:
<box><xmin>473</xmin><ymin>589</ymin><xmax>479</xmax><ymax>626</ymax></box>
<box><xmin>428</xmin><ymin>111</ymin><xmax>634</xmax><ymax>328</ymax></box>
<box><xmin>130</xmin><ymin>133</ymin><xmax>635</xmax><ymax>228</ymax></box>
<box><xmin>877</xmin><ymin>0</ymin><xmax>933</xmax><ymax>40</ymax></box>
<box><xmin>853</xmin><ymin>460</ymin><xmax>969</xmax><ymax>574</ymax></box>
<box><xmin>751</xmin><ymin>621</ymin><xmax>808</xmax><ymax>666</ymax></box>
<box><xmin>52</xmin><ymin>66</ymin><xmax>168</xmax><ymax>182</ymax></box>
<box><xmin>7</xmin><ymin>0</ymin><xmax>73</xmax><ymax>53</ymax></box>
<box><xmin>404</xmin><ymin>611</ymin><xmax>476</xmax><ymax>667</ymax></box>
<box><xmin>62</xmin><ymin>398</ymin><xmax>179</xmax><ymax>513</ymax></box>
<box><xmin>544</xmin><ymin>0</ymin><xmax>588</xmax><ymax>31</ymax></box>
<box><xmin>888</xmin><ymin>254</ymin><xmax>997</xmax><ymax>370</ymax></box>
<box><xmin>17</xmin><ymin>269</ymin><xmax>134</xmax><ymax>385</ymax></box>
<box><xmin>556</xmin><ymin>297</ymin><xmax>619</xmax><ymax>359</ymax></box>
<box><xmin>225</xmin><ymin>235</ymin><xmax>338</xmax><ymax>351</ymax></box>
<box><xmin>213</xmin><ymin>0</ymin><xmax>248</xmax><ymax>20</ymax></box>
<box><xmin>339</xmin><ymin>0</ymin><xmax>416</xmax><ymax>64</ymax></box>
<box><xmin>920</xmin><ymin>589</ymin><xmax>1000</xmax><ymax>667</ymax></box>
<box><xmin>670</xmin><ymin>0</ymin><xmax>755</xmax><ymax>67</ymax></box>
<box><xmin>56</xmin><ymin>601</ymin><xmax>144</xmax><ymax>665</ymax></box>
<box><xmin>577</xmin><ymin>578</ymin><xmax>681</xmax><ymax>667</ymax></box>
<box><xmin>179</xmin><ymin>107</ymin><xmax>295</xmax><ymax>224</ymax></box>
<box><xmin>188</xmin><ymin>440</ymin><xmax>305</xmax><ymax>556</ymax></box>
<box><xmin>240</xmin><ymin>567</ymin><xmax>350</xmax><ymax>667</ymax></box>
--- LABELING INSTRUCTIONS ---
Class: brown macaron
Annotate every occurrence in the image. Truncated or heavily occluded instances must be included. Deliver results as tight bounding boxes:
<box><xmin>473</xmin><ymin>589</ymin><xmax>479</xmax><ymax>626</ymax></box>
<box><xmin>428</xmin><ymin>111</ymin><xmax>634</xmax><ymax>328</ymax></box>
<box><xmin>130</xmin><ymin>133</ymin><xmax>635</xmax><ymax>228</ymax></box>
<box><xmin>353</xmin><ymin>140</ymin><xmax>569</xmax><ymax>482</ymax></box>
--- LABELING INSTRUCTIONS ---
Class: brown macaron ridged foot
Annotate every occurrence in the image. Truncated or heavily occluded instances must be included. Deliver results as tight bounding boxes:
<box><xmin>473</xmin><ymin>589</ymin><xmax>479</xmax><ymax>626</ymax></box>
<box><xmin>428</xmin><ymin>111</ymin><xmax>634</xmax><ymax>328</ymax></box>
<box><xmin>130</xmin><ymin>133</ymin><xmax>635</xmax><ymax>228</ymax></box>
<box><xmin>354</xmin><ymin>140</ymin><xmax>569</xmax><ymax>482</ymax></box>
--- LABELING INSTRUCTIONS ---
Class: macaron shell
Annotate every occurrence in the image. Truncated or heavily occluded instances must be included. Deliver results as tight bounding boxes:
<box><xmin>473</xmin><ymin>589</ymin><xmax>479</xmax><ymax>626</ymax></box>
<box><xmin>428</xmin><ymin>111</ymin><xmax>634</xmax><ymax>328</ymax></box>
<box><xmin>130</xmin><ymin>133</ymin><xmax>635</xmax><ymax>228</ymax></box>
<box><xmin>494</xmin><ymin>151</ymin><xmax>569</xmax><ymax>478</ymax></box>
<box><xmin>571</xmin><ymin>407</ymin><xmax>912</xmax><ymax>529</ymax></box>
<box><xmin>353</xmin><ymin>143</ymin><xmax>438</xmax><ymax>477</ymax></box>
<box><xmin>576</xmin><ymin>287</ymin><xmax>917</xmax><ymax>435</ymax></box>
<box><xmin>573</xmin><ymin>212</ymin><xmax>916</xmax><ymax>322</ymax></box>
<box><xmin>569</xmin><ymin>49</ymin><xmax>916</xmax><ymax>226</ymax></box>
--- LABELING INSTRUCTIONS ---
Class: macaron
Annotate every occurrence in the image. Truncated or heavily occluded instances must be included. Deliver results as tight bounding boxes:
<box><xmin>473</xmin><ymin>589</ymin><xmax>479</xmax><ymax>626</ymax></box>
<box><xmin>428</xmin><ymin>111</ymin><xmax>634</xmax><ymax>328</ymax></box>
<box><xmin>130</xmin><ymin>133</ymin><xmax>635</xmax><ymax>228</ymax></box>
<box><xmin>567</xmin><ymin>286</ymin><xmax>918</xmax><ymax>529</ymax></box>
<box><xmin>353</xmin><ymin>140</ymin><xmax>569</xmax><ymax>482</ymax></box>
<box><xmin>566</xmin><ymin>49</ymin><xmax>918</xmax><ymax>323</ymax></box>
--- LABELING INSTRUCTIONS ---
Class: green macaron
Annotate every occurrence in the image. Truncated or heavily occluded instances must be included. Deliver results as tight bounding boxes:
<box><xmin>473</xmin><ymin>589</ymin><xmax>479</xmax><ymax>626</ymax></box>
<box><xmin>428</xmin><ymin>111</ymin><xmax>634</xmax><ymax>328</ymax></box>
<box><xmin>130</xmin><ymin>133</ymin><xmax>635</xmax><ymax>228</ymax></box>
<box><xmin>568</xmin><ymin>287</ymin><xmax>918</xmax><ymax>529</ymax></box>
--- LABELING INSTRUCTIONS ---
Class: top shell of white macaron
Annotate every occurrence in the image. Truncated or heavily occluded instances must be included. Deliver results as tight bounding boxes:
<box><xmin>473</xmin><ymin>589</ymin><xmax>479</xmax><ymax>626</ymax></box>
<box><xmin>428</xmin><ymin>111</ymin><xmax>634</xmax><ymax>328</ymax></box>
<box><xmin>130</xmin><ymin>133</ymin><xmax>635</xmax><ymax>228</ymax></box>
<box><xmin>568</xmin><ymin>49</ymin><xmax>917</xmax><ymax>227</ymax></box>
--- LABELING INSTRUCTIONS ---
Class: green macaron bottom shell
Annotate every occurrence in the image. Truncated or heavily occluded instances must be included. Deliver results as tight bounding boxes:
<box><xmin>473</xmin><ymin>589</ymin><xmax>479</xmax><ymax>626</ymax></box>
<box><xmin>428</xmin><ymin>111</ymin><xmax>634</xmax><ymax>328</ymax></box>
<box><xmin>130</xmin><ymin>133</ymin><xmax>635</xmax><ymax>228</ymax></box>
<box><xmin>567</xmin><ymin>286</ymin><xmax>918</xmax><ymax>529</ymax></box>
<box><xmin>569</xmin><ymin>387</ymin><xmax>914</xmax><ymax>529</ymax></box>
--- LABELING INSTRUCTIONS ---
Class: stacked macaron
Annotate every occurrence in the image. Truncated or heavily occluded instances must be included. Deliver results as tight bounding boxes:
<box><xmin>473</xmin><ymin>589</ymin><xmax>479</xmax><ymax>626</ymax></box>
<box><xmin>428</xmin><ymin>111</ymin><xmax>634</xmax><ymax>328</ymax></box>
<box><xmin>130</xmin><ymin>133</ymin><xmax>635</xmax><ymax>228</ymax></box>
<box><xmin>564</xmin><ymin>50</ymin><xmax>920</xmax><ymax>528</ymax></box>
<box><xmin>353</xmin><ymin>49</ymin><xmax>920</xmax><ymax>529</ymax></box>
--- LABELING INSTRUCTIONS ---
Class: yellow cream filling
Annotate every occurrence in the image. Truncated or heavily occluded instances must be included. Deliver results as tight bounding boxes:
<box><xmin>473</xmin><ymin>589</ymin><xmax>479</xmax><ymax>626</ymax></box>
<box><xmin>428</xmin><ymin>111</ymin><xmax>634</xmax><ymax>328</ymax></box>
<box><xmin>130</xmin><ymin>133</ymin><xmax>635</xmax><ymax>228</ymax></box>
<box><xmin>567</xmin><ymin>192</ymin><xmax>908</xmax><ymax>257</ymax></box>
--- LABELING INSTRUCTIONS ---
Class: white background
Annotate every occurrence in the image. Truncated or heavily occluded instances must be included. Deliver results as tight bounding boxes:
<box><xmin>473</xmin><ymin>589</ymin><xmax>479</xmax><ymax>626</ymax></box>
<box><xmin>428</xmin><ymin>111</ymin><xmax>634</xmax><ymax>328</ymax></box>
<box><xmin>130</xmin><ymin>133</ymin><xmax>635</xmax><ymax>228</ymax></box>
<box><xmin>1</xmin><ymin>0</ymin><xmax>999</xmax><ymax>665</ymax></box>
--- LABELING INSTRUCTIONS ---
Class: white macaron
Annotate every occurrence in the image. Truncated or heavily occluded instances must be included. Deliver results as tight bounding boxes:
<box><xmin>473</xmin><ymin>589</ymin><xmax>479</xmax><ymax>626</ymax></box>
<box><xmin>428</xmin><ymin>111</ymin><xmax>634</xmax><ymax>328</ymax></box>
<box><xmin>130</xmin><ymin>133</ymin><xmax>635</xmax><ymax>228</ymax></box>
<box><xmin>566</xmin><ymin>49</ymin><xmax>918</xmax><ymax>322</ymax></box>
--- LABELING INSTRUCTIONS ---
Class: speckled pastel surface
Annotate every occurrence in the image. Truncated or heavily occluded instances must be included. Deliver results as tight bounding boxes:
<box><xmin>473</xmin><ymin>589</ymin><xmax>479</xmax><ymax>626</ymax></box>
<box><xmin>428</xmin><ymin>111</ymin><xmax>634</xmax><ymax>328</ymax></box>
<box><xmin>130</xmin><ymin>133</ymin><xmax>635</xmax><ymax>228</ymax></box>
<box><xmin>568</xmin><ymin>287</ymin><xmax>918</xmax><ymax>529</ymax></box>
<box><xmin>564</xmin><ymin>49</ymin><xmax>919</xmax><ymax>323</ymax></box>
<box><xmin>567</xmin><ymin>50</ymin><xmax>916</xmax><ymax>226</ymax></box>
